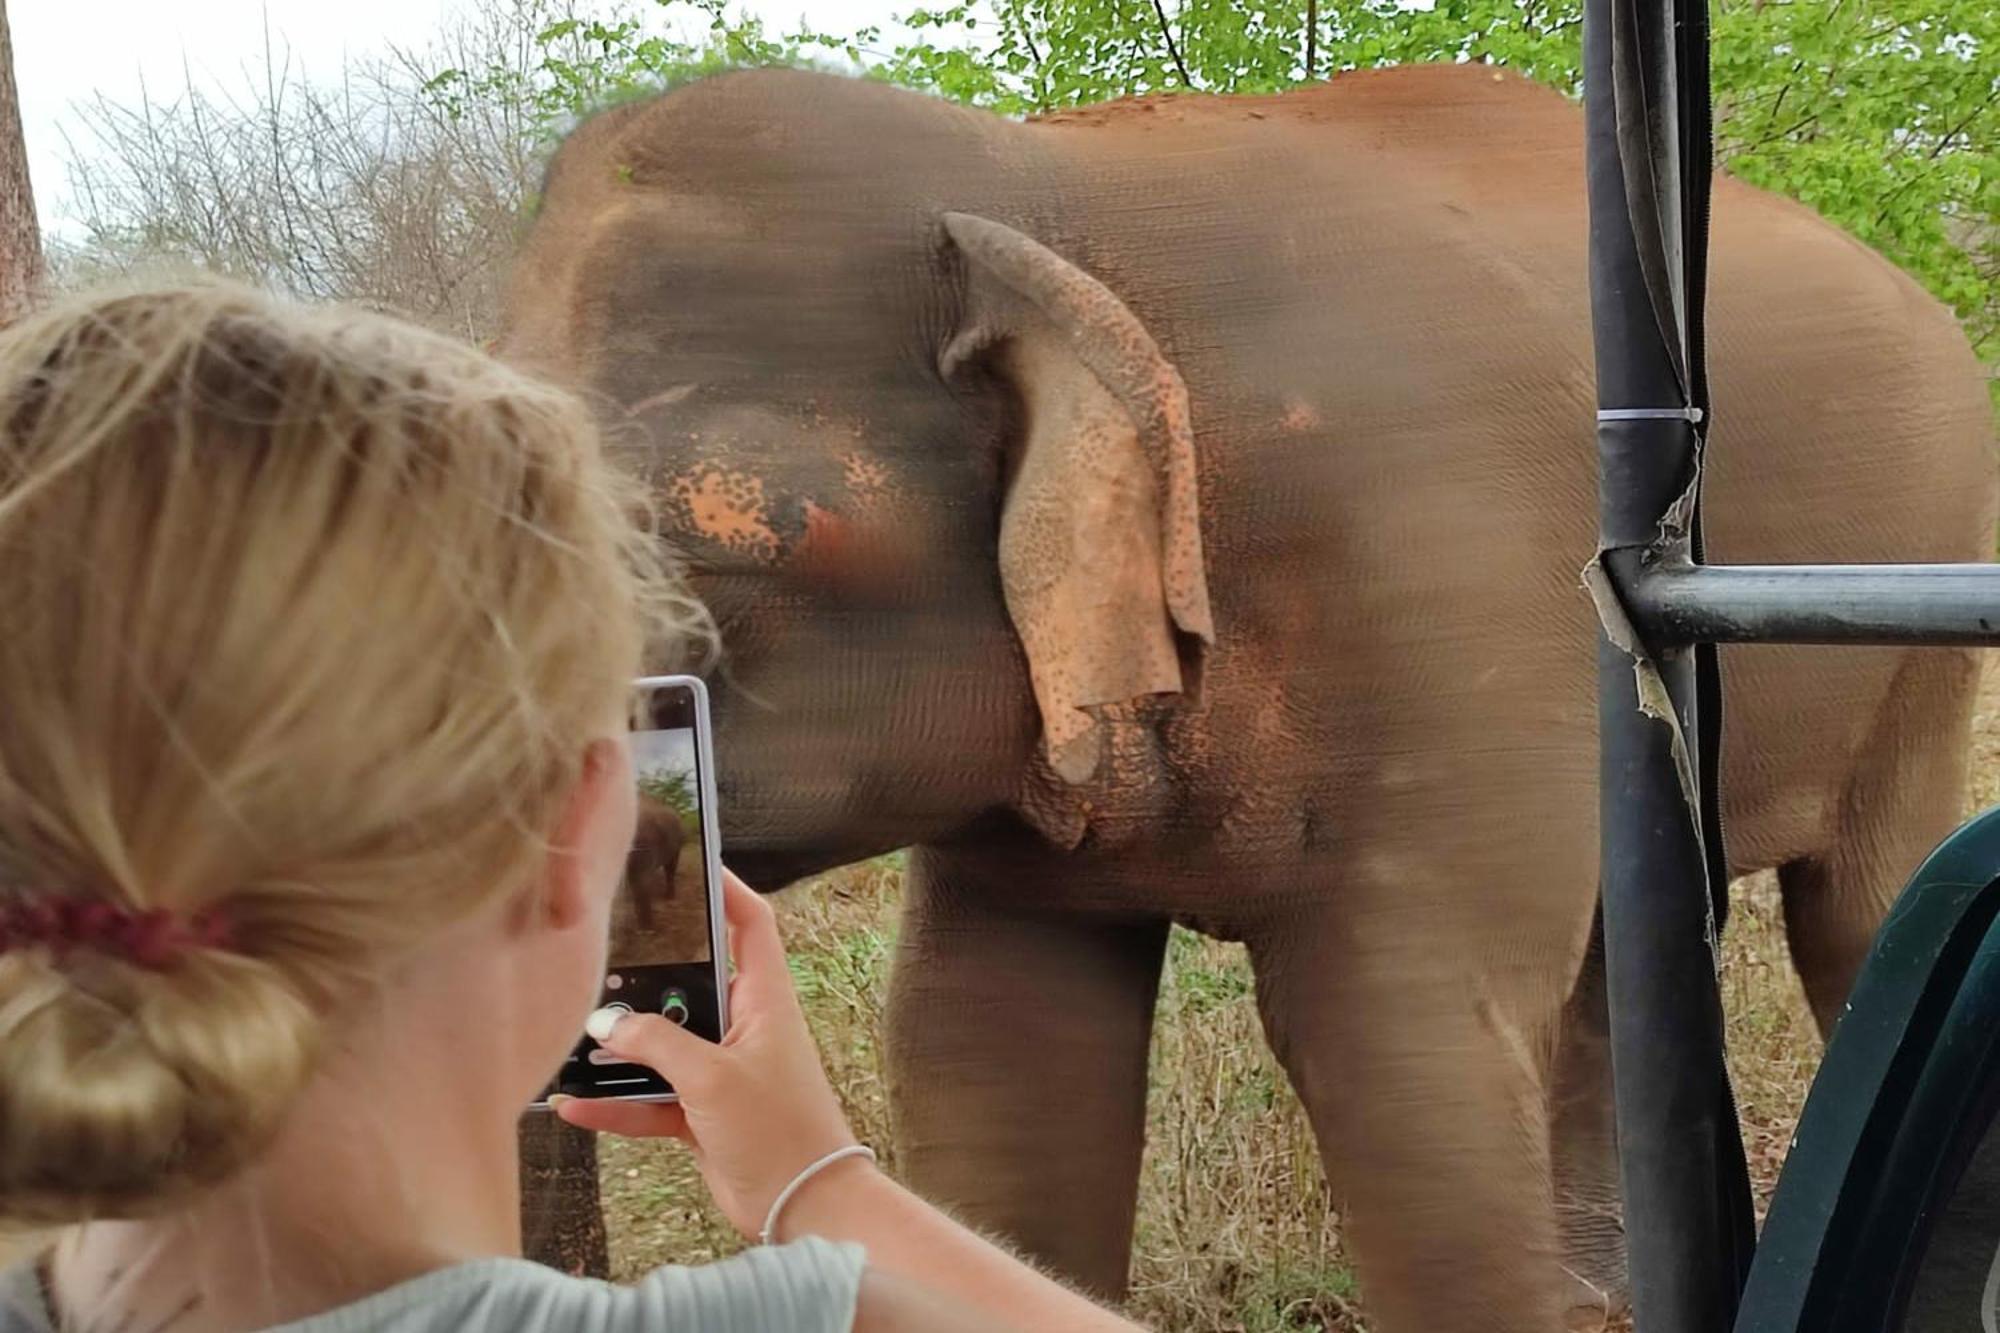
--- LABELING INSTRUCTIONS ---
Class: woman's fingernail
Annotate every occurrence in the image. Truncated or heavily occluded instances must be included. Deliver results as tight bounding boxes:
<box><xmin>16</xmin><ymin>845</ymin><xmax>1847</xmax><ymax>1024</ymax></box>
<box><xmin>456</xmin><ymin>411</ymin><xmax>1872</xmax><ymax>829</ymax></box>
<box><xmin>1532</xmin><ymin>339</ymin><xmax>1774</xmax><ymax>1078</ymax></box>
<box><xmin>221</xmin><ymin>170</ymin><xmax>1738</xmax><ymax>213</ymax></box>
<box><xmin>547</xmin><ymin>1094</ymin><xmax>574</xmax><ymax>1110</ymax></box>
<box><xmin>585</xmin><ymin>1005</ymin><xmax>628</xmax><ymax>1043</ymax></box>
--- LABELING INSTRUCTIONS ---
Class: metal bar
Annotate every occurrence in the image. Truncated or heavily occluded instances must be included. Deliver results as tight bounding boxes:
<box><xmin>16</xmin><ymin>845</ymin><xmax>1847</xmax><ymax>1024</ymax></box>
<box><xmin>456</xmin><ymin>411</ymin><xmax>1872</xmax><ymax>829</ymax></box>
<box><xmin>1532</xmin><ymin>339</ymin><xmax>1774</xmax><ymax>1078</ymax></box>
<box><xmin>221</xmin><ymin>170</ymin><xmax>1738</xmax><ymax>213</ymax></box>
<box><xmin>1585</xmin><ymin>0</ymin><xmax>1757</xmax><ymax>1327</ymax></box>
<box><xmin>1633</xmin><ymin>563</ymin><xmax>2000</xmax><ymax>647</ymax></box>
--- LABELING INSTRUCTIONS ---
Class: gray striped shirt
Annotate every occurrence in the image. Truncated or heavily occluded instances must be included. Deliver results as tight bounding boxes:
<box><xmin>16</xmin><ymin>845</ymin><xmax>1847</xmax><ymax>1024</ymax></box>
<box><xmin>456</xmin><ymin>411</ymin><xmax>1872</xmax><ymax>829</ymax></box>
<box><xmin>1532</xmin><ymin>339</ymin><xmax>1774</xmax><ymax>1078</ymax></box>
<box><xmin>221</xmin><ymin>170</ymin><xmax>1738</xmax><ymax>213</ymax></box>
<box><xmin>1</xmin><ymin>1238</ymin><xmax>864</xmax><ymax>1332</ymax></box>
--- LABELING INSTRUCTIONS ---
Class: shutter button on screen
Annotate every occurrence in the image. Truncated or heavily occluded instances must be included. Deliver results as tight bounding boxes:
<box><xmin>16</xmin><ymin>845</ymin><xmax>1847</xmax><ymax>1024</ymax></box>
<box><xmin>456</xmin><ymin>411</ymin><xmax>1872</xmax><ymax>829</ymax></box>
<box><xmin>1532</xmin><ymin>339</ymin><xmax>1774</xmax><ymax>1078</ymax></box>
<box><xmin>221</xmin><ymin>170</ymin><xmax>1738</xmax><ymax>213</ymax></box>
<box><xmin>661</xmin><ymin>989</ymin><xmax>691</xmax><ymax>1026</ymax></box>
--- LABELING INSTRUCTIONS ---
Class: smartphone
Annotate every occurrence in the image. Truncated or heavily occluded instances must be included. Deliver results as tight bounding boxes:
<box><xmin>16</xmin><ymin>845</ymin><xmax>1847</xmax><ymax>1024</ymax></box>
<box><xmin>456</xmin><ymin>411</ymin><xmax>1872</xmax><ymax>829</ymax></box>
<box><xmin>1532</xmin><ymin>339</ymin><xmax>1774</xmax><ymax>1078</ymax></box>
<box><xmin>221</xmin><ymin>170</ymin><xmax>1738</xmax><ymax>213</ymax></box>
<box><xmin>531</xmin><ymin>675</ymin><xmax>728</xmax><ymax>1106</ymax></box>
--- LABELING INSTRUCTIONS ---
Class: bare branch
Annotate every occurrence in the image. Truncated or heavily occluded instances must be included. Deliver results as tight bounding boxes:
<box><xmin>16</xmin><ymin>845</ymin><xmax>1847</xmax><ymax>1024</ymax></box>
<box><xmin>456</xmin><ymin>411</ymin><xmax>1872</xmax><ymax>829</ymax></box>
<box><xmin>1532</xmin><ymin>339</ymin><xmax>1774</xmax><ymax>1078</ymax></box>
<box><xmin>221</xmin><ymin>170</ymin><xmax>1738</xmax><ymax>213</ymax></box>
<box><xmin>1149</xmin><ymin>0</ymin><xmax>1192</xmax><ymax>88</ymax></box>
<box><xmin>51</xmin><ymin>0</ymin><xmax>558</xmax><ymax>333</ymax></box>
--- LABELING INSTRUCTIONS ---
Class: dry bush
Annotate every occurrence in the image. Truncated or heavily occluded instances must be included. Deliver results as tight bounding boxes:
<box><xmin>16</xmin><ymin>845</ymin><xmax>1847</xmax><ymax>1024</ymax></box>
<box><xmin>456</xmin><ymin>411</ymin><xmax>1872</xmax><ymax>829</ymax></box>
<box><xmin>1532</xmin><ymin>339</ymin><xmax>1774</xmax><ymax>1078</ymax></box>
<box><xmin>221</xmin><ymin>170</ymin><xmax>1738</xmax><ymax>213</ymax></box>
<box><xmin>45</xmin><ymin>0</ymin><xmax>820</xmax><ymax>335</ymax></box>
<box><xmin>47</xmin><ymin>2</ymin><xmax>577</xmax><ymax>338</ymax></box>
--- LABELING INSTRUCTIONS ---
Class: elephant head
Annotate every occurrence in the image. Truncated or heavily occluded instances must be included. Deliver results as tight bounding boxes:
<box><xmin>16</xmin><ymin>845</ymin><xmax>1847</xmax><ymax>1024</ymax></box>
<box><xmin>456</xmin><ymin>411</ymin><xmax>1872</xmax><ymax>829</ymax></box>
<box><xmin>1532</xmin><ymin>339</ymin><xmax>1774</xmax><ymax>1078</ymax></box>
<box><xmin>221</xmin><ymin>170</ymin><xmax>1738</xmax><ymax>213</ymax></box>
<box><xmin>499</xmin><ymin>71</ymin><xmax>1214</xmax><ymax>885</ymax></box>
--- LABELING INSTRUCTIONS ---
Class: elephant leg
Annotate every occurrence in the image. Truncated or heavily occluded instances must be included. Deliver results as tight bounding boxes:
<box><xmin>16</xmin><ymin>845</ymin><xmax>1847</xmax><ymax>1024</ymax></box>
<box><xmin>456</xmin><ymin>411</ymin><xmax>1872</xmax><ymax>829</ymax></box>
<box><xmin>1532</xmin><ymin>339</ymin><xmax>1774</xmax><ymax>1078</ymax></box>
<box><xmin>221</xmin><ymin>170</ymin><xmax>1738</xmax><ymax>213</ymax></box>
<box><xmin>1249</xmin><ymin>896</ymin><xmax>1572</xmax><ymax>1332</ymax></box>
<box><xmin>1780</xmin><ymin>647</ymin><xmax>1982</xmax><ymax>1035</ymax></box>
<box><xmin>623</xmin><ymin>849</ymin><xmax>656</xmax><ymax>931</ymax></box>
<box><xmin>631</xmin><ymin>878</ymin><xmax>654</xmax><ymax>930</ymax></box>
<box><xmin>1549</xmin><ymin>906</ymin><xmax>1630</xmax><ymax>1328</ymax></box>
<box><xmin>884</xmin><ymin>847</ymin><xmax>1169</xmax><ymax>1300</ymax></box>
<box><xmin>518</xmin><ymin>1114</ymin><xmax>608</xmax><ymax>1277</ymax></box>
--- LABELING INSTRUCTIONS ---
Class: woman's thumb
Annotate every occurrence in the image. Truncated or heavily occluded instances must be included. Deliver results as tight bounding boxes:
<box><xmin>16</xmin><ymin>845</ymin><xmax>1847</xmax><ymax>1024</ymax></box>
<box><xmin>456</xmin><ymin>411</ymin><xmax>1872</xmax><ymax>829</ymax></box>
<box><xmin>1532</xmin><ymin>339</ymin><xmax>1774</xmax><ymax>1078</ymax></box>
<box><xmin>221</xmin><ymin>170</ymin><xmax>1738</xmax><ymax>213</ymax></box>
<box><xmin>591</xmin><ymin>1006</ymin><xmax>718</xmax><ymax>1092</ymax></box>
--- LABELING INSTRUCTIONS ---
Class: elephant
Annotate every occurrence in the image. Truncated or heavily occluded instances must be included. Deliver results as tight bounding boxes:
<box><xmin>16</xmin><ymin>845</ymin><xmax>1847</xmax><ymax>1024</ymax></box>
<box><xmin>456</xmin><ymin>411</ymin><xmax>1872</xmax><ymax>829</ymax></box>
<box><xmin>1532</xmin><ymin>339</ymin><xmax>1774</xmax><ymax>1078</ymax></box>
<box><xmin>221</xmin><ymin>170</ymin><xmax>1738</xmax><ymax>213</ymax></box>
<box><xmin>618</xmin><ymin>794</ymin><xmax>684</xmax><ymax>941</ymax></box>
<box><xmin>633</xmin><ymin>796</ymin><xmax>683</xmax><ymax>914</ymax></box>
<box><xmin>498</xmin><ymin>63</ymin><xmax>1997</xmax><ymax>1330</ymax></box>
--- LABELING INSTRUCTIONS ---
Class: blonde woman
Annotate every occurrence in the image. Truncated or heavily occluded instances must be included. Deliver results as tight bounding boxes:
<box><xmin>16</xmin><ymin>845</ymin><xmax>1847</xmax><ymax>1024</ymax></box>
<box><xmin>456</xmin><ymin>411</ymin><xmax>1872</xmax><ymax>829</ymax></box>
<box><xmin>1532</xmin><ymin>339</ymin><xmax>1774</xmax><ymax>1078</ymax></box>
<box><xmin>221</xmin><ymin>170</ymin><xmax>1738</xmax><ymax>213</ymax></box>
<box><xmin>0</xmin><ymin>284</ymin><xmax>1143</xmax><ymax>1332</ymax></box>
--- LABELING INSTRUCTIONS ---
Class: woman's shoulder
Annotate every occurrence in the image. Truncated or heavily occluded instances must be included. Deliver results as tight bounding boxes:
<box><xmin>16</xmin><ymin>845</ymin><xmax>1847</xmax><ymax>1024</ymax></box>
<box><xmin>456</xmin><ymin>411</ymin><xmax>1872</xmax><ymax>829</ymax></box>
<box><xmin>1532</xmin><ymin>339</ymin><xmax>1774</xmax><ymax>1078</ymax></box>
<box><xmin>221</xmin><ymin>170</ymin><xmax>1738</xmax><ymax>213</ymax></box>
<box><xmin>0</xmin><ymin>1240</ymin><xmax>868</xmax><ymax>1333</ymax></box>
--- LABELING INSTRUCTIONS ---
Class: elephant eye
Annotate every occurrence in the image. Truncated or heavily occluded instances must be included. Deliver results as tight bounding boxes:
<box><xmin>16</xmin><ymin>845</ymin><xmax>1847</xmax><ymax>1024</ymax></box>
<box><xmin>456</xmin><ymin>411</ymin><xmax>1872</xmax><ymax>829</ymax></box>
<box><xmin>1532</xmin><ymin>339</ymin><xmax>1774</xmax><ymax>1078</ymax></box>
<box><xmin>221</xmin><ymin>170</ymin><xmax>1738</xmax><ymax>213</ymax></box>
<box><xmin>783</xmin><ymin>501</ymin><xmax>930</xmax><ymax>614</ymax></box>
<box><xmin>792</xmin><ymin>501</ymin><xmax>857</xmax><ymax>581</ymax></box>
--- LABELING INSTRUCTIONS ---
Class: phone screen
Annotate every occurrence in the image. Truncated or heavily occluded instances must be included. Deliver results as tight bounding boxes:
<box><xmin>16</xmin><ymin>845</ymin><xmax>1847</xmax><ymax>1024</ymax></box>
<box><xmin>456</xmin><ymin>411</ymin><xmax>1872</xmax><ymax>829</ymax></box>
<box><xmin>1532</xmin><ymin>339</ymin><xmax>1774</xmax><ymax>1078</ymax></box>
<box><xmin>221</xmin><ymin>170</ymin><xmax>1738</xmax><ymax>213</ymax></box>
<box><xmin>539</xmin><ymin>677</ymin><xmax>726</xmax><ymax>1103</ymax></box>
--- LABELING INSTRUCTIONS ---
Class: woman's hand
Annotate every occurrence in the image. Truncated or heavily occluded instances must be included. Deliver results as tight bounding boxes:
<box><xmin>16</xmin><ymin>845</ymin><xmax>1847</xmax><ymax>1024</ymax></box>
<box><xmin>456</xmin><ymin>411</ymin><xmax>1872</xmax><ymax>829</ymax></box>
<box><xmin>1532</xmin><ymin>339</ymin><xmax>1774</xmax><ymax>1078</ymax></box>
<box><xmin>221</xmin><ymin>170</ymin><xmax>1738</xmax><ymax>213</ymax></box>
<box><xmin>558</xmin><ymin>870</ymin><xmax>1148</xmax><ymax>1331</ymax></box>
<box><xmin>554</xmin><ymin>870</ymin><xmax>867</xmax><ymax>1239</ymax></box>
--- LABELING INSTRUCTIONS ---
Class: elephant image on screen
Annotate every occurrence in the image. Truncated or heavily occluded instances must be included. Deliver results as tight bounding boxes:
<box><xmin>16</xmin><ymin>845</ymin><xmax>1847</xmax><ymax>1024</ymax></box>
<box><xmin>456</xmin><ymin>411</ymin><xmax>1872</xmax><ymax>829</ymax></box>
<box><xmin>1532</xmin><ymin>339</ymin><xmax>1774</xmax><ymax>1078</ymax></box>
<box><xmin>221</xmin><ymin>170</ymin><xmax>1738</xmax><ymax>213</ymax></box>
<box><xmin>539</xmin><ymin>700</ymin><xmax>725</xmax><ymax>1103</ymax></box>
<box><xmin>614</xmin><ymin>726</ymin><xmax>712</xmax><ymax>969</ymax></box>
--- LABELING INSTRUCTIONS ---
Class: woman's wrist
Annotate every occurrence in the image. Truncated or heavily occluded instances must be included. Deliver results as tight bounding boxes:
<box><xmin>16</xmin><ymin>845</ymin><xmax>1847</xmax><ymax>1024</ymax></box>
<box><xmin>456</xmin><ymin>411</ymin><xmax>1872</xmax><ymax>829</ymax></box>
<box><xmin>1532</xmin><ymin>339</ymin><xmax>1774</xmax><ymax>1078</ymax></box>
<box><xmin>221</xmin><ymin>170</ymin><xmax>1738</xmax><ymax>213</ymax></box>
<box><xmin>758</xmin><ymin>1143</ymin><xmax>878</xmax><ymax>1244</ymax></box>
<box><xmin>764</xmin><ymin>1158</ymin><xmax>1143</xmax><ymax>1331</ymax></box>
<box><xmin>763</xmin><ymin>1153</ymin><xmax>895</xmax><ymax>1244</ymax></box>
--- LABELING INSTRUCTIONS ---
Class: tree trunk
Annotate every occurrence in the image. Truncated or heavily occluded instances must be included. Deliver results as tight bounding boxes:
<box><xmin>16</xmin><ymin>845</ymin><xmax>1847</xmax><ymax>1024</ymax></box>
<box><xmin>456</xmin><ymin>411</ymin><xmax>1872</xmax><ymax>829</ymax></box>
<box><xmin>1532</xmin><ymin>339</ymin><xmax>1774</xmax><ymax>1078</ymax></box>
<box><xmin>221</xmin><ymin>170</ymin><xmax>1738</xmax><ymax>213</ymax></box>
<box><xmin>519</xmin><ymin>1114</ymin><xmax>610</xmax><ymax>1277</ymax></box>
<box><xmin>0</xmin><ymin>0</ymin><xmax>43</xmax><ymax>322</ymax></box>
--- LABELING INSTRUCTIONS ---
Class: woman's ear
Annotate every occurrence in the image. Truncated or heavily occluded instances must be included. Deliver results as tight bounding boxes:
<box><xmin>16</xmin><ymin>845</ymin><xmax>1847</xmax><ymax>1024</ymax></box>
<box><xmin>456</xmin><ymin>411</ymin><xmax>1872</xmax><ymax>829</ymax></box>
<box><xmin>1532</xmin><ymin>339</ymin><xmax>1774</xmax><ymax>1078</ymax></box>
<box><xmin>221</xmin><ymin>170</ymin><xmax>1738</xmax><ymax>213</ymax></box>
<box><xmin>533</xmin><ymin>735</ymin><xmax>634</xmax><ymax>934</ymax></box>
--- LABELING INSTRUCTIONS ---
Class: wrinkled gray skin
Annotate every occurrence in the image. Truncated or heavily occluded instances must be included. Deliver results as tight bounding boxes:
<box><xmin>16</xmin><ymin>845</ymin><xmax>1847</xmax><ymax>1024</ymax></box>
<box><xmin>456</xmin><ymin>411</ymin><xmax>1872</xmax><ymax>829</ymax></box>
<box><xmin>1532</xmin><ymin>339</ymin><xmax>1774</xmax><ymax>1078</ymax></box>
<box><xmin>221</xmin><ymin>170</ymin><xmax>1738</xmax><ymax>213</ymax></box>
<box><xmin>500</xmin><ymin>64</ymin><xmax>1997</xmax><ymax>1330</ymax></box>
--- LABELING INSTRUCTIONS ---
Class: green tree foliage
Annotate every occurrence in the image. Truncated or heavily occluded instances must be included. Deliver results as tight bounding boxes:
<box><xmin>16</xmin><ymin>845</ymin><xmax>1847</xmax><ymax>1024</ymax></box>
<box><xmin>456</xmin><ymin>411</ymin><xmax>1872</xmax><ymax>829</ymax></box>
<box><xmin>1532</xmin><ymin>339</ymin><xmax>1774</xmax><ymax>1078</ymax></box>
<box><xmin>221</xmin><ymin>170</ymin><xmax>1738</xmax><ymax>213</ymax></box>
<box><xmin>419</xmin><ymin>0</ymin><xmax>861</xmax><ymax>140</ymax></box>
<box><xmin>1709</xmin><ymin>0</ymin><xmax>1996</xmax><ymax>360</ymax></box>
<box><xmin>638</xmin><ymin>769</ymin><xmax>697</xmax><ymax>818</ymax></box>
<box><xmin>430</xmin><ymin>0</ymin><xmax>1995</xmax><ymax>368</ymax></box>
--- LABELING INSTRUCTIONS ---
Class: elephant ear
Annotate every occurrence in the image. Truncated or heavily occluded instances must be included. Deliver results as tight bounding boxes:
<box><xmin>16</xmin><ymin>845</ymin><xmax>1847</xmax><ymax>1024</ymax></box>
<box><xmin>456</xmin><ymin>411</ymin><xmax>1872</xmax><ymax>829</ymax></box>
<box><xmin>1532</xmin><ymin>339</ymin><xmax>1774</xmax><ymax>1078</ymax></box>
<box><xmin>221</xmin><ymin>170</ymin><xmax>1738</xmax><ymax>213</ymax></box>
<box><xmin>940</xmin><ymin>212</ymin><xmax>1215</xmax><ymax>785</ymax></box>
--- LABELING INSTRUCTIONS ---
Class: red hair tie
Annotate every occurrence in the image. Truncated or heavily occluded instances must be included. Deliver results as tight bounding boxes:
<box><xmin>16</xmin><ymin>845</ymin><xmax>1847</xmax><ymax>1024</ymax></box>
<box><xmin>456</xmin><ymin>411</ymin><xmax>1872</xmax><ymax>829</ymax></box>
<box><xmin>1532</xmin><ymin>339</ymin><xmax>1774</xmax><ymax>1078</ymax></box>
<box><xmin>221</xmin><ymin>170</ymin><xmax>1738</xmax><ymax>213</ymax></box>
<box><xmin>0</xmin><ymin>897</ymin><xmax>236</xmax><ymax>970</ymax></box>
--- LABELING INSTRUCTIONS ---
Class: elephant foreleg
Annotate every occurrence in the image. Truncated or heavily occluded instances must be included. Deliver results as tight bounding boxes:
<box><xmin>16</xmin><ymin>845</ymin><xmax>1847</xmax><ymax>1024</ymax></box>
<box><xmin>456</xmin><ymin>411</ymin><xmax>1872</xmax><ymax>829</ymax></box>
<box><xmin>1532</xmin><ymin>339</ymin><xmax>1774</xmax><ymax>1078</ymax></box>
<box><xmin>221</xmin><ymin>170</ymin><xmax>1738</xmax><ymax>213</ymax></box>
<box><xmin>884</xmin><ymin>846</ymin><xmax>1169</xmax><ymax>1300</ymax></box>
<box><xmin>1248</xmin><ymin>893</ymin><xmax>1573</xmax><ymax>1332</ymax></box>
<box><xmin>623</xmin><ymin>847</ymin><xmax>657</xmax><ymax>931</ymax></box>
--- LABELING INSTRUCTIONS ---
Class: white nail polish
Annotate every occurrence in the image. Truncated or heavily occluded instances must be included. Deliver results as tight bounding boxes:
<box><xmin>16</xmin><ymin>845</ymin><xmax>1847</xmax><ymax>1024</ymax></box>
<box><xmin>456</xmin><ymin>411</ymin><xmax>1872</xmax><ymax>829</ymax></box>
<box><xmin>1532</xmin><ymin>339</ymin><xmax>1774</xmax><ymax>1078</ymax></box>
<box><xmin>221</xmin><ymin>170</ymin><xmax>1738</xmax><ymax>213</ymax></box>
<box><xmin>586</xmin><ymin>1003</ymin><xmax>631</xmax><ymax>1043</ymax></box>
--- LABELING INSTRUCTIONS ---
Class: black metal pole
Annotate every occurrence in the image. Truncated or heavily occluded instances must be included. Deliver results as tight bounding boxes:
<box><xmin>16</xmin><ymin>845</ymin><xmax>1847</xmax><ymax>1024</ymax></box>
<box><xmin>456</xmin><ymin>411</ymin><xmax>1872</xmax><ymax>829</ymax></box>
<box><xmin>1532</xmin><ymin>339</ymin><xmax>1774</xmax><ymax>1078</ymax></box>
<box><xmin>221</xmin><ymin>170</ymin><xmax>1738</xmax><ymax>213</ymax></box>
<box><xmin>1630</xmin><ymin>563</ymin><xmax>2000</xmax><ymax>647</ymax></box>
<box><xmin>1585</xmin><ymin>0</ymin><xmax>1756</xmax><ymax>1327</ymax></box>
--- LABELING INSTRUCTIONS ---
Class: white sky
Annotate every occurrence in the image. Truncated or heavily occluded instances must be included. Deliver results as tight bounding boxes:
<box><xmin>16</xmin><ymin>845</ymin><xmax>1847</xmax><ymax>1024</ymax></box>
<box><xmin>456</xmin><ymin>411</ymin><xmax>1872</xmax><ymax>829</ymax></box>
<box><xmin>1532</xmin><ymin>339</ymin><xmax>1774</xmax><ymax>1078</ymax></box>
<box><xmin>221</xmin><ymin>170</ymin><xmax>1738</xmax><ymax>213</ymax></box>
<box><xmin>11</xmin><ymin>0</ymin><xmax>906</xmax><ymax>238</ymax></box>
<box><xmin>631</xmin><ymin>727</ymin><xmax>698</xmax><ymax>784</ymax></box>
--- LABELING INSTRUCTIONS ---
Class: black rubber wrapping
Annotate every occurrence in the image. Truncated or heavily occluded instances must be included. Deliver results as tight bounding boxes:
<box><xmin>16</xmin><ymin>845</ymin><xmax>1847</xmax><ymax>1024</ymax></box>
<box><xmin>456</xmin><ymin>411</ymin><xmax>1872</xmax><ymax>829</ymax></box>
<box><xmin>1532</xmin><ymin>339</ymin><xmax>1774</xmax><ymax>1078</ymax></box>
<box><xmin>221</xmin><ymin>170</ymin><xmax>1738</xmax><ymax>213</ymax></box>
<box><xmin>1586</xmin><ymin>0</ymin><xmax>1757</xmax><ymax>1327</ymax></box>
<box><xmin>1597</xmin><ymin>417</ymin><xmax>1699</xmax><ymax>556</ymax></box>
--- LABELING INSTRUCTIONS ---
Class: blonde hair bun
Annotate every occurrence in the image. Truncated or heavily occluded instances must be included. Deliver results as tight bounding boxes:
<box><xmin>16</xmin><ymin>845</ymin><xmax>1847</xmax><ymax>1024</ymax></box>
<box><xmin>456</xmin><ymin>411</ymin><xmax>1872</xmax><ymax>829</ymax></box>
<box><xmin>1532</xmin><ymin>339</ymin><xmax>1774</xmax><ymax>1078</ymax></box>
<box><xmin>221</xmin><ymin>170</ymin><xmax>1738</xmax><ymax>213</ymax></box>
<box><xmin>0</xmin><ymin>948</ymin><xmax>316</xmax><ymax>1223</ymax></box>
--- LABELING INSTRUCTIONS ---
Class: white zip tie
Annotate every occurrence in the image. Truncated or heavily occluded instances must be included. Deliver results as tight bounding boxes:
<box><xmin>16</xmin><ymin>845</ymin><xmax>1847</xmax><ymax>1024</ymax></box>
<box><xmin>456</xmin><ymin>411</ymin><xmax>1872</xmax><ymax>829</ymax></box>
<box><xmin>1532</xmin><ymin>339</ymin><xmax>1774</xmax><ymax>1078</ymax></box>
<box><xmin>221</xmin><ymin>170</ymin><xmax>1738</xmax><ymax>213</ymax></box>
<box><xmin>1598</xmin><ymin>406</ymin><xmax>1705</xmax><ymax>423</ymax></box>
<box><xmin>759</xmin><ymin>1143</ymin><xmax>878</xmax><ymax>1245</ymax></box>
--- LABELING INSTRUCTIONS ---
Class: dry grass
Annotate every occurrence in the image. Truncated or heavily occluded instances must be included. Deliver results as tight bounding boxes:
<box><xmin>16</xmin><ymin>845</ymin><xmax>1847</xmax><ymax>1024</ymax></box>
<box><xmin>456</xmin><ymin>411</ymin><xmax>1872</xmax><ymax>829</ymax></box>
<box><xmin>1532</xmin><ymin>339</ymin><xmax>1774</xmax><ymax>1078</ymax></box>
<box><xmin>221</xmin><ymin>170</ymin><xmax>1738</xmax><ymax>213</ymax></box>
<box><xmin>594</xmin><ymin>657</ymin><xmax>2000</xmax><ymax>1331</ymax></box>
